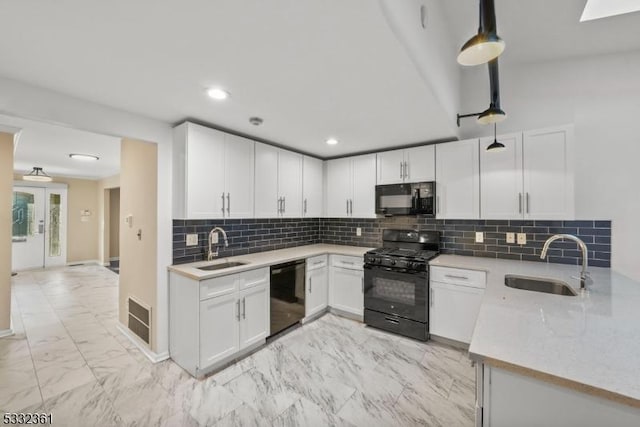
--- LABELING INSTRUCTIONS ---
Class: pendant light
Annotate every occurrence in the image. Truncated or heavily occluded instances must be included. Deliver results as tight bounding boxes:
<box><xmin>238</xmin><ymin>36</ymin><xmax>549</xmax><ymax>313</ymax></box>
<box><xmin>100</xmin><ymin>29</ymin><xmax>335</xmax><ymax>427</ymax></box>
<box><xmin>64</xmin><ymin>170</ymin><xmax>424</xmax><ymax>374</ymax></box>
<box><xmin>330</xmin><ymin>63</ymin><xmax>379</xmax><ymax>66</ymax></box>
<box><xmin>458</xmin><ymin>0</ymin><xmax>505</xmax><ymax>66</ymax></box>
<box><xmin>477</xmin><ymin>58</ymin><xmax>506</xmax><ymax>124</ymax></box>
<box><xmin>486</xmin><ymin>124</ymin><xmax>505</xmax><ymax>152</ymax></box>
<box><xmin>23</xmin><ymin>167</ymin><xmax>52</xmax><ymax>182</ymax></box>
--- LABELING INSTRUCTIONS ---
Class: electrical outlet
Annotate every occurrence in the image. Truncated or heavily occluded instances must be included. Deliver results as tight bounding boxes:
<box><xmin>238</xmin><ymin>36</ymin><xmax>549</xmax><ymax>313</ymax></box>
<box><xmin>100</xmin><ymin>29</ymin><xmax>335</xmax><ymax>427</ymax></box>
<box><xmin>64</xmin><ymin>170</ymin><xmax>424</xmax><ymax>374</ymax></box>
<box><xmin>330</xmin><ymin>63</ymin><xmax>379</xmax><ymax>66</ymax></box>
<box><xmin>517</xmin><ymin>233</ymin><xmax>527</xmax><ymax>245</ymax></box>
<box><xmin>506</xmin><ymin>233</ymin><xmax>516</xmax><ymax>244</ymax></box>
<box><xmin>356</xmin><ymin>227</ymin><xmax>362</xmax><ymax>237</ymax></box>
<box><xmin>211</xmin><ymin>231</ymin><xmax>219</xmax><ymax>244</ymax></box>
<box><xmin>475</xmin><ymin>232</ymin><xmax>484</xmax><ymax>243</ymax></box>
<box><xmin>186</xmin><ymin>234</ymin><xmax>198</xmax><ymax>246</ymax></box>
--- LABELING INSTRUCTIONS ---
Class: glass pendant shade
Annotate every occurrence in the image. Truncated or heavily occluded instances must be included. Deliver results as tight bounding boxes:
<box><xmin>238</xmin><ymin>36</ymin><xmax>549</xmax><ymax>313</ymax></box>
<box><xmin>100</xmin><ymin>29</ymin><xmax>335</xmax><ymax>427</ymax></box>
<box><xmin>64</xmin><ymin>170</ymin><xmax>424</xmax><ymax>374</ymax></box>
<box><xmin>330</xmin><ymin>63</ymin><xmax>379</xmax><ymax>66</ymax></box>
<box><xmin>23</xmin><ymin>167</ymin><xmax>52</xmax><ymax>182</ymax></box>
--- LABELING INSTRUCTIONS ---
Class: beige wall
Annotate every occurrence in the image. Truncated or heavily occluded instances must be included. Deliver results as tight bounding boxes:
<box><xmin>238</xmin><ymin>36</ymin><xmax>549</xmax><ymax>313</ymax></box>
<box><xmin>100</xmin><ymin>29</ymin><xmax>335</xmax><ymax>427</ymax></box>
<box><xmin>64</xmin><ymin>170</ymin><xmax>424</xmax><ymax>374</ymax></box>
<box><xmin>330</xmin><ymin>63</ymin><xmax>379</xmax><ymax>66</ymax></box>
<box><xmin>1</xmin><ymin>133</ymin><xmax>14</xmax><ymax>331</ymax></box>
<box><xmin>119</xmin><ymin>139</ymin><xmax>157</xmax><ymax>350</ymax></box>
<box><xmin>109</xmin><ymin>188</ymin><xmax>120</xmax><ymax>258</ymax></box>
<box><xmin>97</xmin><ymin>174</ymin><xmax>120</xmax><ymax>265</ymax></box>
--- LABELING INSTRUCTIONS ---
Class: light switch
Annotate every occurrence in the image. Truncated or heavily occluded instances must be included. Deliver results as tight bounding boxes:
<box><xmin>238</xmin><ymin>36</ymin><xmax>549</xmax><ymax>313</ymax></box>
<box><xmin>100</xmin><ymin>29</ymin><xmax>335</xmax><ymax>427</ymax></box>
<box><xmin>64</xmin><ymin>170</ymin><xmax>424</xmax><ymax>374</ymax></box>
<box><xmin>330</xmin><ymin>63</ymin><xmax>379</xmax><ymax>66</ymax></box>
<box><xmin>475</xmin><ymin>232</ymin><xmax>484</xmax><ymax>243</ymax></box>
<box><xmin>186</xmin><ymin>234</ymin><xmax>198</xmax><ymax>246</ymax></box>
<box><xmin>506</xmin><ymin>233</ymin><xmax>515</xmax><ymax>244</ymax></box>
<box><xmin>517</xmin><ymin>233</ymin><xmax>527</xmax><ymax>245</ymax></box>
<box><xmin>356</xmin><ymin>227</ymin><xmax>362</xmax><ymax>237</ymax></box>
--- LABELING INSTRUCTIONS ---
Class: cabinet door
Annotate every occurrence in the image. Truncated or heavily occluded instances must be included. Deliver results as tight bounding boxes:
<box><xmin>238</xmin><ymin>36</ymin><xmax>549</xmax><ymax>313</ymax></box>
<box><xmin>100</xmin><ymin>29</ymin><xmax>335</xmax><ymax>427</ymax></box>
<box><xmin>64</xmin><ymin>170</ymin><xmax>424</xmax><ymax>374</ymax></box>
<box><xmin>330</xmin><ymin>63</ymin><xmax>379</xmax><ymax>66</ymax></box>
<box><xmin>326</xmin><ymin>158</ymin><xmax>352</xmax><ymax>218</ymax></box>
<box><xmin>351</xmin><ymin>154</ymin><xmax>377</xmax><ymax>218</ymax></box>
<box><xmin>376</xmin><ymin>149</ymin><xmax>405</xmax><ymax>185</ymax></box>
<box><xmin>278</xmin><ymin>149</ymin><xmax>303</xmax><ymax>218</ymax></box>
<box><xmin>435</xmin><ymin>139</ymin><xmax>480</xmax><ymax>219</ymax></box>
<box><xmin>329</xmin><ymin>267</ymin><xmax>364</xmax><ymax>317</ymax></box>
<box><xmin>306</xmin><ymin>266</ymin><xmax>328</xmax><ymax>317</ymax></box>
<box><xmin>429</xmin><ymin>281</ymin><xmax>484</xmax><ymax>344</ymax></box>
<box><xmin>254</xmin><ymin>143</ymin><xmax>279</xmax><ymax>218</ymax></box>
<box><xmin>199</xmin><ymin>293</ymin><xmax>239</xmax><ymax>368</ymax></box>
<box><xmin>302</xmin><ymin>156</ymin><xmax>323</xmax><ymax>217</ymax></box>
<box><xmin>239</xmin><ymin>284</ymin><xmax>269</xmax><ymax>349</ymax></box>
<box><xmin>405</xmin><ymin>145</ymin><xmax>436</xmax><ymax>183</ymax></box>
<box><xmin>523</xmin><ymin>126</ymin><xmax>574</xmax><ymax>220</ymax></box>
<box><xmin>225</xmin><ymin>134</ymin><xmax>255</xmax><ymax>218</ymax></box>
<box><xmin>186</xmin><ymin>124</ymin><xmax>226</xmax><ymax>219</ymax></box>
<box><xmin>480</xmin><ymin>133</ymin><xmax>524</xmax><ymax>219</ymax></box>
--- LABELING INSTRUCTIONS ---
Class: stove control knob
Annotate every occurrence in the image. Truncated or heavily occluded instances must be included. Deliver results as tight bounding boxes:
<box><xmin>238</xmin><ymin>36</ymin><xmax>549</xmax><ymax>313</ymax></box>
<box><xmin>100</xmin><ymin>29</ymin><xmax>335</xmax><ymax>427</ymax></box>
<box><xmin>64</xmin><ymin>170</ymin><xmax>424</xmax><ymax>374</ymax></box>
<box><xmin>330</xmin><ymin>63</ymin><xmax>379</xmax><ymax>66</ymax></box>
<box><xmin>406</xmin><ymin>262</ymin><xmax>415</xmax><ymax>269</ymax></box>
<box><xmin>390</xmin><ymin>260</ymin><xmax>396</xmax><ymax>266</ymax></box>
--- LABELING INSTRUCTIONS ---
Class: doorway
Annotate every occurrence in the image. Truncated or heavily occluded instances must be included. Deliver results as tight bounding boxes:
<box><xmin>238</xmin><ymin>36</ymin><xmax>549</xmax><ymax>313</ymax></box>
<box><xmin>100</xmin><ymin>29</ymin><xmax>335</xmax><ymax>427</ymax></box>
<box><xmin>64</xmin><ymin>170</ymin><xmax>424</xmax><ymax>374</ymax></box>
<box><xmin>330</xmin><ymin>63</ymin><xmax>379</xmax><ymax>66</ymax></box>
<box><xmin>11</xmin><ymin>184</ymin><xmax>68</xmax><ymax>270</ymax></box>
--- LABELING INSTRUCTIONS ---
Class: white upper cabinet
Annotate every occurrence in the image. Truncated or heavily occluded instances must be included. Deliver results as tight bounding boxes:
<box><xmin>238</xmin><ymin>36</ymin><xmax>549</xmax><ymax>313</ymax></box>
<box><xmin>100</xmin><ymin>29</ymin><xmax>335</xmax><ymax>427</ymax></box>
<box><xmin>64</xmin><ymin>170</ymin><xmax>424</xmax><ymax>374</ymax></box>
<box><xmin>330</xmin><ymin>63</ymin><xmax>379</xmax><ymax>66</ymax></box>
<box><xmin>254</xmin><ymin>142</ymin><xmax>303</xmax><ymax>218</ymax></box>
<box><xmin>174</xmin><ymin>122</ymin><xmax>254</xmax><ymax>219</ymax></box>
<box><xmin>480</xmin><ymin>133</ymin><xmax>524</xmax><ymax>219</ymax></box>
<box><xmin>326</xmin><ymin>154</ymin><xmax>376</xmax><ymax>218</ymax></box>
<box><xmin>377</xmin><ymin>145</ymin><xmax>435</xmax><ymax>185</ymax></box>
<box><xmin>435</xmin><ymin>139</ymin><xmax>480</xmax><ymax>219</ymax></box>
<box><xmin>302</xmin><ymin>156</ymin><xmax>323</xmax><ymax>217</ymax></box>
<box><xmin>523</xmin><ymin>126</ymin><xmax>575</xmax><ymax>220</ymax></box>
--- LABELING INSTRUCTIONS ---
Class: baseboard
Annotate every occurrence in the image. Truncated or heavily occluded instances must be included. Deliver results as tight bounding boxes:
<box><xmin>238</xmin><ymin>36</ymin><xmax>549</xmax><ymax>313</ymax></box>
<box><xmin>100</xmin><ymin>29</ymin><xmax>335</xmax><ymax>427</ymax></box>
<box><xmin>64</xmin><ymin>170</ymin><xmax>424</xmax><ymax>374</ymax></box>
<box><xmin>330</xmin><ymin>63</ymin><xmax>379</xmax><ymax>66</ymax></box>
<box><xmin>116</xmin><ymin>323</ymin><xmax>170</xmax><ymax>363</ymax></box>
<box><xmin>0</xmin><ymin>328</ymin><xmax>15</xmax><ymax>339</ymax></box>
<box><xmin>329</xmin><ymin>307</ymin><xmax>364</xmax><ymax>322</ymax></box>
<box><xmin>66</xmin><ymin>259</ymin><xmax>101</xmax><ymax>266</ymax></box>
<box><xmin>430</xmin><ymin>334</ymin><xmax>470</xmax><ymax>350</ymax></box>
<box><xmin>109</xmin><ymin>257</ymin><xmax>120</xmax><ymax>262</ymax></box>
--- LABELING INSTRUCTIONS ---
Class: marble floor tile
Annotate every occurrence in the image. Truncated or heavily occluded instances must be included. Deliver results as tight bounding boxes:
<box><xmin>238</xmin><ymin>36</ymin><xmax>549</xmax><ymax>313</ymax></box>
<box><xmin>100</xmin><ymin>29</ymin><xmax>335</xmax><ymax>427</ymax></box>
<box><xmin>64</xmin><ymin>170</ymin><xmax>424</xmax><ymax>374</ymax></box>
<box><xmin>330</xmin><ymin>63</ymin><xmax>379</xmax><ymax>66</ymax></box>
<box><xmin>88</xmin><ymin>353</ymin><xmax>139</xmax><ymax>379</ymax></box>
<box><xmin>109</xmin><ymin>378</ymin><xmax>182</xmax><ymax>426</ymax></box>
<box><xmin>43</xmin><ymin>380</ymin><xmax>123</xmax><ymax>427</ymax></box>
<box><xmin>37</xmin><ymin>362</ymin><xmax>97</xmax><ymax>401</ymax></box>
<box><xmin>75</xmin><ymin>336</ymin><xmax>129</xmax><ymax>363</ymax></box>
<box><xmin>273</xmin><ymin>397</ymin><xmax>354</xmax><ymax>427</ymax></box>
<box><xmin>0</xmin><ymin>358</ymin><xmax>39</xmax><ymax>402</ymax></box>
<box><xmin>98</xmin><ymin>361</ymin><xmax>154</xmax><ymax>396</ymax></box>
<box><xmin>337</xmin><ymin>391</ymin><xmax>405</xmax><ymax>427</ymax></box>
<box><xmin>395</xmin><ymin>383</ymin><xmax>475</xmax><ymax>427</ymax></box>
<box><xmin>0</xmin><ymin>338</ymin><xmax>31</xmax><ymax>364</ymax></box>
<box><xmin>0</xmin><ymin>385</ymin><xmax>42</xmax><ymax>413</ymax></box>
<box><xmin>215</xmin><ymin>403</ymin><xmax>273</xmax><ymax>427</ymax></box>
<box><xmin>186</xmin><ymin>383</ymin><xmax>244</xmax><ymax>426</ymax></box>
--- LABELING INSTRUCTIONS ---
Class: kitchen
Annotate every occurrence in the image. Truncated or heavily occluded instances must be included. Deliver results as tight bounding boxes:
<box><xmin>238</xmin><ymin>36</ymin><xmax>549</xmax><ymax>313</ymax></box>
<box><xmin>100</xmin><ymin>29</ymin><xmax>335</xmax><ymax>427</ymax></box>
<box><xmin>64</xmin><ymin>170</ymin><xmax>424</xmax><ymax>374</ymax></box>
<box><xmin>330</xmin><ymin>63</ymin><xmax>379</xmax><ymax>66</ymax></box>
<box><xmin>1</xmin><ymin>0</ymin><xmax>640</xmax><ymax>426</ymax></box>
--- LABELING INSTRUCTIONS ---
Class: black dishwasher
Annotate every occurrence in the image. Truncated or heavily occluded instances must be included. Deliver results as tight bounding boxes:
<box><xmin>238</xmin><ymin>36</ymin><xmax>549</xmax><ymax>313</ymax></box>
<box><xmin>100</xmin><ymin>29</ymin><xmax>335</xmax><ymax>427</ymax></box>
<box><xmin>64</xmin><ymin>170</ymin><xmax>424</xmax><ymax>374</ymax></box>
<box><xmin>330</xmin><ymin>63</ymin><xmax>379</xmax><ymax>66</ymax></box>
<box><xmin>270</xmin><ymin>259</ymin><xmax>306</xmax><ymax>336</ymax></box>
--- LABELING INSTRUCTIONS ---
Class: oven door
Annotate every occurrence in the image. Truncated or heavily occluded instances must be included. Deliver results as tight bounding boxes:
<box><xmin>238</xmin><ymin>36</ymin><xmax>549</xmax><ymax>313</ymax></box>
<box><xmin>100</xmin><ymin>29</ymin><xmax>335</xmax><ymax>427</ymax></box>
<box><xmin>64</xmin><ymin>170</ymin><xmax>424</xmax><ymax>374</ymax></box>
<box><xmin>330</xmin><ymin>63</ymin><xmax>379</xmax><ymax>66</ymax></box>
<box><xmin>364</xmin><ymin>265</ymin><xmax>428</xmax><ymax>322</ymax></box>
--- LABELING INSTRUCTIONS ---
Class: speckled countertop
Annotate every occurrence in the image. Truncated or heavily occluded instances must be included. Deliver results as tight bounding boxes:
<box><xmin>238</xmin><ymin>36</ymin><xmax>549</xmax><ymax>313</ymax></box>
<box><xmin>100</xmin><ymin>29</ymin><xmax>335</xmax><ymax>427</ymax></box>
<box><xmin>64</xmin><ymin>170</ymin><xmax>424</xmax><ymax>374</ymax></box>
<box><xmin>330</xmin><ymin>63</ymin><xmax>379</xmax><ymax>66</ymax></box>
<box><xmin>168</xmin><ymin>244</ymin><xmax>371</xmax><ymax>280</ymax></box>
<box><xmin>430</xmin><ymin>255</ymin><xmax>640</xmax><ymax>405</ymax></box>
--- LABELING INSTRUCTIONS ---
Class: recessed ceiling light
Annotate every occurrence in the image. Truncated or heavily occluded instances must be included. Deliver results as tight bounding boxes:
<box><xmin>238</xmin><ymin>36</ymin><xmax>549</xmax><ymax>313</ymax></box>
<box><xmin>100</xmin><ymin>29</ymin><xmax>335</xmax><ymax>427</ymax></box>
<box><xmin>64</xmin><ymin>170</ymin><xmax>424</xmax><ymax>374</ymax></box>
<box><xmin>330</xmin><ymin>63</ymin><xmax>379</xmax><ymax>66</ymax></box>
<box><xmin>580</xmin><ymin>0</ymin><xmax>640</xmax><ymax>22</ymax></box>
<box><xmin>69</xmin><ymin>153</ymin><xmax>99</xmax><ymax>161</ymax></box>
<box><xmin>207</xmin><ymin>88</ymin><xmax>229</xmax><ymax>100</ymax></box>
<box><xmin>326</xmin><ymin>138</ymin><xmax>339</xmax><ymax>145</ymax></box>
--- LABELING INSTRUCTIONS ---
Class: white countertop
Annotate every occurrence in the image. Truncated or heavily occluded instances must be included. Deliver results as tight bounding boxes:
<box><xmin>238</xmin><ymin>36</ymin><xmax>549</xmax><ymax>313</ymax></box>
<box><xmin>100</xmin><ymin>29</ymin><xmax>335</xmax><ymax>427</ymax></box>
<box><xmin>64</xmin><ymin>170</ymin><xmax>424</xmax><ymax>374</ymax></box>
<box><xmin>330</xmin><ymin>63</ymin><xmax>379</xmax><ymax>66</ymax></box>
<box><xmin>168</xmin><ymin>244</ymin><xmax>371</xmax><ymax>280</ymax></box>
<box><xmin>430</xmin><ymin>255</ymin><xmax>640</xmax><ymax>404</ymax></box>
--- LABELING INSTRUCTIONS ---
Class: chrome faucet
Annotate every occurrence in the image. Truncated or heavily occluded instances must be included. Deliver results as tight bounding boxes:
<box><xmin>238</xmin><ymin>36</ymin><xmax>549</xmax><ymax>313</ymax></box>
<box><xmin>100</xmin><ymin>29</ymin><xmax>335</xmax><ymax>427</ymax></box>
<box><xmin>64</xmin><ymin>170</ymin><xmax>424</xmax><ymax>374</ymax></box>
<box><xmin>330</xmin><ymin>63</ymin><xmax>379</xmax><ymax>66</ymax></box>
<box><xmin>207</xmin><ymin>227</ymin><xmax>229</xmax><ymax>261</ymax></box>
<box><xmin>540</xmin><ymin>234</ymin><xmax>590</xmax><ymax>290</ymax></box>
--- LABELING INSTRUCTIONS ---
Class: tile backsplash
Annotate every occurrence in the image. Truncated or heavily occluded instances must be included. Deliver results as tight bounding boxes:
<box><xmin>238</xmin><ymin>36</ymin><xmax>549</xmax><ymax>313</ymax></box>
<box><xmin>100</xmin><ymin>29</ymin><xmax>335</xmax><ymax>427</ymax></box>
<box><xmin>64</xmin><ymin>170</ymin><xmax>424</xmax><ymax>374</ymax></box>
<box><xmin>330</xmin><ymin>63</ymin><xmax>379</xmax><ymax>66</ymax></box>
<box><xmin>173</xmin><ymin>217</ymin><xmax>611</xmax><ymax>267</ymax></box>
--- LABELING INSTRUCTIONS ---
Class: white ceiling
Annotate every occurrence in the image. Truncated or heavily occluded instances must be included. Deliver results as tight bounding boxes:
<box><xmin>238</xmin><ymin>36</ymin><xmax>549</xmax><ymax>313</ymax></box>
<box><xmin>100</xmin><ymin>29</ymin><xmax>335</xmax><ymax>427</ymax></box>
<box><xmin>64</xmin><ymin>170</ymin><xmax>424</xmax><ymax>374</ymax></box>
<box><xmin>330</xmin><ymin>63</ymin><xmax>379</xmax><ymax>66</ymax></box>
<box><xmin>1</xmin><ymin>115</ymin><xmax>120</xmax><ymax>180</ymax></box>
<box><xmin>441</xmin><ymin>0</ymin><xmax>640</xmax><ymax>66</ymax></box>
<box><xmin>0</xmin><ymin>1</ymin><xmax>638</xmax><ymax>158</ymax></box>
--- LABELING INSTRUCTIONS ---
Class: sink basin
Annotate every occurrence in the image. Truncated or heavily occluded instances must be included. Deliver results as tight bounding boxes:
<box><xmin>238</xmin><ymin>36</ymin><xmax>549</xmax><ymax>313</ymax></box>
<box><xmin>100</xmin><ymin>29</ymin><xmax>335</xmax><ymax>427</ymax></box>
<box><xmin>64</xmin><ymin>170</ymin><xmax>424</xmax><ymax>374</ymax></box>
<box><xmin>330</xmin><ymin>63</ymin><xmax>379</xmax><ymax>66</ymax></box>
<box><xmin>197</xmin><ymin>261</ymin><xmax>248</xmax><ymax>271</ymax></box>
<box><xmin>505</xmin><ymin>274</ymin><xmax>577</xmax><ymax>296</ymax></box>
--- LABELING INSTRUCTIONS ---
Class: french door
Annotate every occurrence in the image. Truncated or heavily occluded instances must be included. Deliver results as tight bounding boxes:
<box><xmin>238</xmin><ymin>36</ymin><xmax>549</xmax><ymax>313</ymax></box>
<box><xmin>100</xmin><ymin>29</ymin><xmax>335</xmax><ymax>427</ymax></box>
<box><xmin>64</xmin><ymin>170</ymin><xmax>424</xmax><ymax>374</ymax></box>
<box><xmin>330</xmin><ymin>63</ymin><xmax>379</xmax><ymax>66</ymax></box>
<box><xmin>12</xmin><ymin>185</ymin><xmax>67</xmax><ymax>270</ymax></box>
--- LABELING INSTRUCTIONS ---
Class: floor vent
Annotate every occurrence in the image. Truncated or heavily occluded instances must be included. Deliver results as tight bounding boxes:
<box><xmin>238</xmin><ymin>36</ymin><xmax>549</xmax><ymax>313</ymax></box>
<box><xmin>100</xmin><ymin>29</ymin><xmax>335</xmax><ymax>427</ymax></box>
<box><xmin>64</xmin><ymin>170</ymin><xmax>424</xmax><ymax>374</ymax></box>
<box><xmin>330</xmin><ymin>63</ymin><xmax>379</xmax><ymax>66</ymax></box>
<box><xmin>128</xmin><ymin>297</ymin><xmax>151</xmax><ymax>345</ymax></box>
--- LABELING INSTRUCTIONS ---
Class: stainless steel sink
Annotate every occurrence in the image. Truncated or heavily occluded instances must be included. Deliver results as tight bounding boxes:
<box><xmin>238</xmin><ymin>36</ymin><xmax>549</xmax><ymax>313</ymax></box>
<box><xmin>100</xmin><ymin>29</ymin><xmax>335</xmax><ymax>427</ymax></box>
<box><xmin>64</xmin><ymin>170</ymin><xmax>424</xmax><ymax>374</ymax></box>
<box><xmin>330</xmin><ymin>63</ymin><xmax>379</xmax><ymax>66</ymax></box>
<box><xmin>197</xmin><ymin>261</ymin><xmax>247</xmax><ymax>271</ymax></box>
<box><xmin>505</xmin><ymin>274</ymin><xmax>577</xmax><ymax>296</ymax></box>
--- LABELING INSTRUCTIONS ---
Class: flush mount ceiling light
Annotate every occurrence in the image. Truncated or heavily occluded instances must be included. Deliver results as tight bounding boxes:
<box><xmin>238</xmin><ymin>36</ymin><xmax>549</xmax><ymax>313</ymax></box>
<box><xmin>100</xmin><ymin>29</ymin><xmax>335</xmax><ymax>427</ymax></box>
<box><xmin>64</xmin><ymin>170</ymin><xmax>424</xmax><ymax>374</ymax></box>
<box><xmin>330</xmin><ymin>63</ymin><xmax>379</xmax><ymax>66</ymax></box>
<box><xmin>580</xmin><ymin>0</ymin><xmax>640</xmax><ymax>22</ymax></box>
<box><xmin>486</xmin><ymin>124</ymin><xmax>506</xmax><ymax>152</ymax></box>
<box><xmin>326</xmin><ymin>138</ymin><xmax>339</xmax><ymax>145</ymax></box>
<box><xmin>69</xmin><ymin>153</ymin><xmax>99</xmax><ymax>161</ymax></box>
<box><xmin>23</xmin><ymin>167</ymin><xmax>52</xmax><ymax>182</ymax></box>
<box><xmin>458</xmin><ymin>0</ymin><xmax>505</xmax><ymax>66</ymax></box>
<box><xmin>207</xmin><ymin>88</ymin><xmax>229</xmax><ymax>100</ymax></box>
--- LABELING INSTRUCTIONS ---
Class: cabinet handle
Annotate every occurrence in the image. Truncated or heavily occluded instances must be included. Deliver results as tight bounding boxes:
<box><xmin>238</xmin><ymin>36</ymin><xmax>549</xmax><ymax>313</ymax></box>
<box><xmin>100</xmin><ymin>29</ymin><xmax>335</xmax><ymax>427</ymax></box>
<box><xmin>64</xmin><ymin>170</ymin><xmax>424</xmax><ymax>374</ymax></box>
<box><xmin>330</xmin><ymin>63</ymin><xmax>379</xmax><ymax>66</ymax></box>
<box><xmin>361</xmin><ymin>277</ymin><xmax>364</xmax><ymax>293</ymax></box>
<box><xmin>519</xmin><ymin>193</ymin><xmax>523</xmax><ymax>214</ymax></box>
<box><xmin>526</xmin><ymin>192</ymin><xmax>530</xmax><ymax>214</ymax></box>
<box><xmin>430</xmin><ymin>288</ymin><xmax>434</xmax><ymax>307</ymax></box>
<box><xmin>304</xmin><ymin>198</ymin><xmax>307</xmax><ymax>215</ymax></box>
<box><xmin>404</xmin><ymin>161</ymin><xmax>409</xmax><ymax>179</ymax></box>
<box><xmin>445</xmin><ymin>274</ymin><xmax>469</xmax><ymax>280</ymax></box>
<box><xmin>226</xmin><ymin>193</ymin><xmax>230</xmax><ymax>215</ymax></box>
<box><xmin>309</xmin><ymin>276</ymin><xmax>312</xmax><ymax>293</ymax></box>
<box><xmin>346</xmin><ymin>199</ymin><xmax>349</xmax><ymax>215</ymax></box>
<box><xmin>236</xmin><ymin>299</ymin><xmax>241</xmax><ymax>321</ymax></box>
<box><xmin>242</xmin><ymin>297</ymin><xmax>246</xmax><ymax>319</ymax></box>
<box><xmin>278</xmin><ymin>197</ymin><xmax>282</xmax><ymax>214</ymax></box>
<box><xmin>349</xmin><ymin>199</ymin><xmax>353</xmax><ymax>215</ymax></box>
<box><xmin>436</xmin><ymin>196</ymin><xmax>440</xmax><ymax>214</ymax></box>
<box><xmin>283</xmin><ymin>196</ymin><xmax>286</xmax><ymax>214</ymax></box>
<box><xmin>221</xmin><ymin>192</ymin><xmax>226</xmax><ymax>216</ymax></box>
<box><xmin>400</xmin><ymin>162</ymin><xmax>403</xmax><ymax>179</ymax></box>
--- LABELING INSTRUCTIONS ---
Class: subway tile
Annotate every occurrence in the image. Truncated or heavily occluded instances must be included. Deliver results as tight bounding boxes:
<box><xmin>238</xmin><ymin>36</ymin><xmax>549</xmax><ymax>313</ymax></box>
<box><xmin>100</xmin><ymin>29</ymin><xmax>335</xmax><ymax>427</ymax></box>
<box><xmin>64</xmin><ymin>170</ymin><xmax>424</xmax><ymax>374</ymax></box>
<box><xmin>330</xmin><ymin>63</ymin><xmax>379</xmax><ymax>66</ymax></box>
<box><xmin>578</xmin><ymin>228</ymin><xmax>610</xmax><ymax>236</ymax></box>
<box><xmin>594</xmin><ymin>221</ymin><xmax>612</xmax><ymax>228</ymax></box>
<box><xmin>563</xmin><ymin>220</ymin><xmax>594</xmax><ymax>228</ymax></box>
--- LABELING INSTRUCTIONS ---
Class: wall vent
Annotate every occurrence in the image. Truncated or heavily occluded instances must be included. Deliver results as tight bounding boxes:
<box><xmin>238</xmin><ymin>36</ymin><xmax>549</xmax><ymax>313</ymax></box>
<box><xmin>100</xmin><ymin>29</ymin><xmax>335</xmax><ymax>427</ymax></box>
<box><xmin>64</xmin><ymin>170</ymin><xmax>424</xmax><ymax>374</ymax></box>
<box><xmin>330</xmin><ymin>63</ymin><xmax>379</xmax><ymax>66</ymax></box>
<box><xmin>128</xmin><ymin>296</ymin><xmax>151</xmax><ymax>345</ymax></box>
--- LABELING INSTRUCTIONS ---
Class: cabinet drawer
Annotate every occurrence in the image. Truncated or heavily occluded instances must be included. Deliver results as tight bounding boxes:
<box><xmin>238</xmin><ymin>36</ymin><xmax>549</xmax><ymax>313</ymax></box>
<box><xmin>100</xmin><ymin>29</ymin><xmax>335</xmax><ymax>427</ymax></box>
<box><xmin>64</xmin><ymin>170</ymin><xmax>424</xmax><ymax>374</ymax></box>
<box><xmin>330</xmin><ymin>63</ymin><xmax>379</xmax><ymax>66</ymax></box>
<box><xmin>330</xmin><ymin>255</ymin><xmax>363</xmax><ymax>271</ymax></box>
<box><xmin>307</xmin><ymin>255</ymin><xmax>328</xmax><ymax>271</ymax></box>
<box><xmin>430</xmin><ymin>266</ymin><xmax>486</xmax><ymax>289</ymax></box>
<box><xmin>238</xmin><ymin>267</ymin><xmax>270</xmax><ymax>290</ymax></box>
<box><xmin>200</xmin><ymin>275</ymin><xmax>238</xmax><ymax>300</ymax></box>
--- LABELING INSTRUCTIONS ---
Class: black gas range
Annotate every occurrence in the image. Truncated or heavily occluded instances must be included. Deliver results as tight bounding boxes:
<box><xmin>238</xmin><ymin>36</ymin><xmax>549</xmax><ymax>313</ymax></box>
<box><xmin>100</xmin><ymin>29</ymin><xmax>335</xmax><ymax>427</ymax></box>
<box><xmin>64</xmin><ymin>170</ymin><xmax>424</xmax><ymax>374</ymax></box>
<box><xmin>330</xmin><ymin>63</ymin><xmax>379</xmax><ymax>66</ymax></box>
<box><xmin>363</xmin><ymin>229</ymin><xmax>440</xmax><ymax>341</ymax></box>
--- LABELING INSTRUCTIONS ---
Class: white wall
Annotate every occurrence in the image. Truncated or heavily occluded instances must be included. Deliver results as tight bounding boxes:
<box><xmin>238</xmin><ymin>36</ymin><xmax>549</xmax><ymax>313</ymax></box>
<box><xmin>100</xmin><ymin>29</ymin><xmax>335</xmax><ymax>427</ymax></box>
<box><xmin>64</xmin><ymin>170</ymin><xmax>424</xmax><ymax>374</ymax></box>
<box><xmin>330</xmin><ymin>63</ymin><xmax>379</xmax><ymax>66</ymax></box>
<box><xmin>0</xmin><ymin>76</ymin><xmax>173</xmax><ymax>354</ymax></box>
<box><xmin>459</xmin><ymin>51</ymin><xmax>640</xmax><ymax>281</ymax></box>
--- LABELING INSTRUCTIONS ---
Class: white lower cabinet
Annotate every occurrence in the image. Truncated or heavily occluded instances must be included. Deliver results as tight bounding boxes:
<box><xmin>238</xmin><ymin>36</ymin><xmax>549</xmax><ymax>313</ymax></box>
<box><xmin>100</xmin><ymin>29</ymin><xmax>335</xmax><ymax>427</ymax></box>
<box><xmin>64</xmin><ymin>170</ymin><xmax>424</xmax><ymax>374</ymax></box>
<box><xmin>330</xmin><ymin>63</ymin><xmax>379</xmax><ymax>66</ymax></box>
<box><xmin>429</xmin><ymin>266</ymin><xmax>485</xmax><ymax>344</ymax></box>
<box><xmin>169</xmin><ymin>268</ymin><xmax>269</xmax><ymax>377</ymax></box>
<box><xmin>329</xmin><ymin>255</ymin><xmax>364</xmax><ymax>317</ymax></box>
<box><xmin>306</xmin><ymin>255</ymin><xmax>328</xmax><ymax>318</ymax></box>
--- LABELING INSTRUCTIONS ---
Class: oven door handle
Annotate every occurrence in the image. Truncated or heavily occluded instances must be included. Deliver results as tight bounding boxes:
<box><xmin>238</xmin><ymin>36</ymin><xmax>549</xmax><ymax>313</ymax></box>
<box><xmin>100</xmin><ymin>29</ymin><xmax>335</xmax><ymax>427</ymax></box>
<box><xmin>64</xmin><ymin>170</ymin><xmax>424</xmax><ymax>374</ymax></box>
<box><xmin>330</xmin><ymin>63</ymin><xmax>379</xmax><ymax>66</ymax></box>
<box><xmin>364</xmin><ymin>265</ymin><xmax>425</xmax><ymax>275</ymax></box>
<box><xmin>384</xmin><ymin>316</ymin><xmax>400</xmax><ymax>325</ymax></box>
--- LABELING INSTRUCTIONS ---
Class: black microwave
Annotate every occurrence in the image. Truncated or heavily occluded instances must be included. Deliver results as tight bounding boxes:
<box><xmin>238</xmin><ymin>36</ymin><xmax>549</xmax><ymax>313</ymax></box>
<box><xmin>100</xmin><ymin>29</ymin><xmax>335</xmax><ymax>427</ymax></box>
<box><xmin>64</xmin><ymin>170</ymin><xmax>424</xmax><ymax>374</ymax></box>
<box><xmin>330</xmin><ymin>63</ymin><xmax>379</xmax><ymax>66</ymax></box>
<box><xmin>375</xmin><ymin>182</ymin><xmax>436</xmax><ymax>216</ymax></box>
